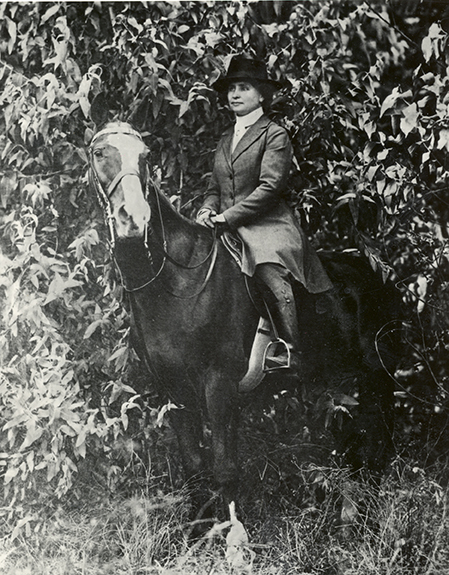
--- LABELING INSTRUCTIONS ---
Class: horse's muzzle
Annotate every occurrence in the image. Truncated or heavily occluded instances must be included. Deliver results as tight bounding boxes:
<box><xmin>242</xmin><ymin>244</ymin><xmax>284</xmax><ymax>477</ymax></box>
<box><xmin>113</xmin><ymin>179</ymin><xmax>151</xmax><ymax>238</ymax></box>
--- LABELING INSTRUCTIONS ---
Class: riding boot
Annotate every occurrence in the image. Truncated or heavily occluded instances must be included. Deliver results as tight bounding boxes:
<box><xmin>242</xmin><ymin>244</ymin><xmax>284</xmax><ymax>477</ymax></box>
<box><xmin>254</xmin><ymin>264</ymin><xmax>302</xmax><ymax>375</ymax></box>
<box><xmin>263</xmin><ymin>297</ymin><xmax>302</xmax><ymax>374</ymax></box>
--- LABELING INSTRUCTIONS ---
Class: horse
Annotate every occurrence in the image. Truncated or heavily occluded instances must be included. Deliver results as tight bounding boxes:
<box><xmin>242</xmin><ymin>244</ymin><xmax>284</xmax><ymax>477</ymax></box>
<box><xmin>87</xmin><ymin>121</ymin><xmax>399</xmax><ymax>513</ymax></box>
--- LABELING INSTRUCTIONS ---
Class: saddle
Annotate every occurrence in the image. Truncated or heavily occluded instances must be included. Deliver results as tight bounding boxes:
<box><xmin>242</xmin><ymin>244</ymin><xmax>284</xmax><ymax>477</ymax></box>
<box><xmin>221</xmin><ymin>231</ymin><xmax>281</xmax><ymax>393</ymax></box>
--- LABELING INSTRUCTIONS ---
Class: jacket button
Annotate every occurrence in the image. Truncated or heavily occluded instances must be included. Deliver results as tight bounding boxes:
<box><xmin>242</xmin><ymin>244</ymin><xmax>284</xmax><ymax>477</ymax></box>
<box><xmin>229</xmin><ymin>174</ymin><xmax>233</xmax><ymax>180</ymax></box>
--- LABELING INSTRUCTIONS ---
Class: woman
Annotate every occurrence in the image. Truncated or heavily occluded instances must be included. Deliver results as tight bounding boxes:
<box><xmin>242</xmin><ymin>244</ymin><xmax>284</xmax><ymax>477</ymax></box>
<box><xmin>197</xmin><ymin>55</ymin><xmax>332</xmax><ymax>375</ymax></box>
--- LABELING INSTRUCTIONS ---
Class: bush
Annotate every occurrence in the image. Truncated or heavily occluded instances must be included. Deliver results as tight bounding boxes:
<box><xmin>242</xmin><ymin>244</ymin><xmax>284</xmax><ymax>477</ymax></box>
<box><xmin>0</xmin><ymin>0</ymin><xmax>449</xmax><ymax>532</ymax></box>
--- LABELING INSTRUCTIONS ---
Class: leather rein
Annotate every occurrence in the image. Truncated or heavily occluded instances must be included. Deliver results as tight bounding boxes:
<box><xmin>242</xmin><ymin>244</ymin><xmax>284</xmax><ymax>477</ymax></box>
<box><xmin>88</xmin><ymin>125</ymin><xmax>218</xmax><ymax>297</ymax></box>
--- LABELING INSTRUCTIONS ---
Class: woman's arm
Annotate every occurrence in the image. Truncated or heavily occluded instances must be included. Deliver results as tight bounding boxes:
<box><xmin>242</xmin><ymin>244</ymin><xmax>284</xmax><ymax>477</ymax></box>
<box><xmin>200</xmin><ymin>166</ymin><xmax>221</xmax><ymax>214</ymax></box>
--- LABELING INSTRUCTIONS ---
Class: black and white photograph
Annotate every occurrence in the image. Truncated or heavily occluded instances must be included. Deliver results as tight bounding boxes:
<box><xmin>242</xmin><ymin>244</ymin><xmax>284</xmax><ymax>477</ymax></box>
<box><xmin>0</xmin><ymin>1</ymin><xmax>448</xmax><ymax>573</ymax></box>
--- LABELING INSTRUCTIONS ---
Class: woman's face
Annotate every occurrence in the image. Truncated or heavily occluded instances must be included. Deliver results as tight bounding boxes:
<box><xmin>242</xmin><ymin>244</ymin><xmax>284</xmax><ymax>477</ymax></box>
<box><xmin>227</xmin><ymin>81</ymin><xmax>263</xmax><ymax>116</ymax></box>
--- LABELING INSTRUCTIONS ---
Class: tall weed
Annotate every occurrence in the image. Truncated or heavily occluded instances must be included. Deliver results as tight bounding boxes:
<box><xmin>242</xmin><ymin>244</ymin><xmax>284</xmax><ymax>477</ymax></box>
<box><xmin>1</xmin><ymin>460</ymin><xmax>448</xmax><ymax>575</ymax></box>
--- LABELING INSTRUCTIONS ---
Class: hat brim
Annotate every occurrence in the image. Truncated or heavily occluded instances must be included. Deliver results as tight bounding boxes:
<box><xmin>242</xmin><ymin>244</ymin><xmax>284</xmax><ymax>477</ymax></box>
<box><xmin>212</xmin><ymin>75</ymin><xmax>284</xmax><ymax>93</ymax></box>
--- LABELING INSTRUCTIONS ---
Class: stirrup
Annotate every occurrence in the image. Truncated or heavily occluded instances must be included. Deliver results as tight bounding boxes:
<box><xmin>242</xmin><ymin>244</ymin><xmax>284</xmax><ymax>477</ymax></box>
<box><xmin>263</xmin><ymin>338</ymin><xmax>291</xmax><ymax>372</ymax></box>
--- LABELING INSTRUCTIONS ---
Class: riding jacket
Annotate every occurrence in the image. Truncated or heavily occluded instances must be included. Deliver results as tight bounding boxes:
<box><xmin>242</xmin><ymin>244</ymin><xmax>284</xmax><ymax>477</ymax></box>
<box><xmin>201</xmin><ymin>115</ymin><xmax>332</xmax><ymax>294</ymax></box>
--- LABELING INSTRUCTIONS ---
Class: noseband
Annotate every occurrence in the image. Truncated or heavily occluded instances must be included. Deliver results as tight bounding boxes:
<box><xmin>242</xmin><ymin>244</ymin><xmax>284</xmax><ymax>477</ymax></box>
<box><xmin>88</xmin><ymin>124</ymin><xmax>218</xmax><ymax>297</ymax></box>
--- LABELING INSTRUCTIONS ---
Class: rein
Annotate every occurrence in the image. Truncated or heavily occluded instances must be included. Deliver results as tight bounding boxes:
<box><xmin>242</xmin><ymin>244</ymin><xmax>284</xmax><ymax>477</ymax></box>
<box><xmin>88</xmin><ymin>124</ymin><xmax>218</xmax><ymax>297</ymax></box>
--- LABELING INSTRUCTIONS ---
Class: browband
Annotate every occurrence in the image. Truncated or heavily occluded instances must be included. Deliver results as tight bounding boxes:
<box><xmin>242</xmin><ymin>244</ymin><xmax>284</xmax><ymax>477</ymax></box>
<box><xmin>90</xmin><ymin>124</ymin><xmax>143</xmax><ymax>146</ymax></box>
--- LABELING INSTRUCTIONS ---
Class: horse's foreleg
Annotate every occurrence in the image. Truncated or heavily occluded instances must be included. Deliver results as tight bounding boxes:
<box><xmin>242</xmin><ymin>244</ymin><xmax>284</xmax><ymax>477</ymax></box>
<box><xmin>205</xmin><ymin>373</ymin><xmax>240</xmax><ymax>505</ymax></box>
<box><xmin>169</xmin><ymin>407</ymin><xmax>204</xmax><ymax>481</ymax></box>
<box><xmin>169</xmin><ymin>404</ymin><xmax>218</xmax><ymax>534</ymax></box>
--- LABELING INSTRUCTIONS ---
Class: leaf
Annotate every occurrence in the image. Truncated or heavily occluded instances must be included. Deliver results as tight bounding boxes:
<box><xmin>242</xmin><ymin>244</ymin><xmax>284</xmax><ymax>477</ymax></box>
<box><xmin>75</xmin><ymin>435</ymin><xmax>86</xmax><ymax>458</ymax></box>
<box><xmin>144</xmin><ymin>52</ymin><xmax>158</xmax><ymax>73</ymax></box>
<box><xmin>422</xmin><ymin>36</ymin><xmax>432</xmax><ymax>62</ymax></box>
<box><xmin>61</xmin><ymin>369</ymin><xmax>74</xmax><ymax>386</ymax></box>
<box><xmin>79</xmin><ymin>97</ymin><xmax>90</xmax><ymax>119</ymax></box>
<box><xmin>400</xmin><ymin>103</ymin><xmax>418</xmax><ymax>136</ymax></box>
<box><xmin>155</xmin><ymin>401</ymin><xmax>180</xmax><ymax>427</ymax></box>
<box><xmin>179</xmin><ymin>100</ymin><xmax>189</xmax><ymax>118</ymax></box>
<box><xmin>43</xmin><ymin>273</ymin><xmax>64</xmax><ymax>305</ymax></box>
<box><xmin>60</xmin><ymin>424</ymin><xmax>76</xmax><ymax>437</ymax></box>
<box><xmin>428</xmin><ymin>22</ymin><xmax>444</xmax><ymax>38</ymax></box>
<box><xmin>68</xmin><ymin>228</ymin><xmax>99</xmax><ymax>260</ymax></box>
<box><xmin>3</xmin><ymin>414</ymin><xmax>29</xmax><ymax>431</ymax></box>
<box><xmin>0</xmin><ymin>173</ymin><xmax>18</xmax><ymax>208</ymax></box>
<box><xmin>334</xmin><ymin>393</ymin><xmax>359</xmax><ymax>407</ymax></box>
<box><xmin>20</xmin><ymin>423</ymin><xmax>43</xmax><ymax>451</ymax></box>
<box><xmin>366</xmin><ymin>165</ymin><xmax>379</xmax><ymax>181</ymax></box>
<box><xmin>204</xmin><ymin>31</ymin><xmax>223</xmax><ymax>47</ymax></box>
<box><xmin>334</xmin><ymin>192</ymin><xmax>357</xmax><ymax>211</ymax></box>
<box><xmin>415</xmin><ymin>275</ymin><xmax>428</xmax><ymax>314</ymax></box>
<box><xmin>109</xmin><ymin>380</ymin><xmax>136</xmax><ymax>404</ymax></box>
<box><xmin>437</xmin><ymin>129</ymin><xmax>449</xmax><ymax>151</ymax></box>
<box><xmin>25</xmin><ymin>182</ymin><xmax>52</xmax><ymax>207</ymax></box>
<box><xmin>11</xmin><ymin>515</ymin><xmax>34</xmax><ymax>542</ymax></box>
<box><xmin>4</xmin><ymin>466</ymin><xmax>19</xmax><ymax>485</ymax></box>
<box><xmin>41</xmin><ymin>4</ymin><xmax>61</xmax><ymax>24</ymax></box>
<box><xmin>26</xmin><ymin>451</ymin><xmax>35</xmax><ymax>472</ymax></box>
<box><xmin>127</xmin><ymin>16</ymin><xmax>143</xmax><ymax>34</ymax></box>
<box><xmin>5</xmin><ymin>17</ymin><xmax>17</xmax><ymax>54</ymax></box>
<box><xmin>83</xmin><ymin>319</ymin><xmax>104</xmax><ymax>339</ymax></box>
<box><xmin>379</xmin><ymin>87</ymin><xmax>400</xmax><ymax>117</ymax></box>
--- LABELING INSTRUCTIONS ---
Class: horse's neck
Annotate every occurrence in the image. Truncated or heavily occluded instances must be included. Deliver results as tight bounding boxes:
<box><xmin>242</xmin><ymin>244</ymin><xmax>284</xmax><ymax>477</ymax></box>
<box><xmin>113</xmin><ymin>192</ymin><xmax>212</xmax><ymax>289</ymax></box>
<box><xmin>113</xmin><ymin>236</ymin><xmax>154</xmax><ymax>288</ymax></box>
<box><xmin>149</xmin><ymin>192</ymin><xmax>209</xmax><ymax>263</ymax></box>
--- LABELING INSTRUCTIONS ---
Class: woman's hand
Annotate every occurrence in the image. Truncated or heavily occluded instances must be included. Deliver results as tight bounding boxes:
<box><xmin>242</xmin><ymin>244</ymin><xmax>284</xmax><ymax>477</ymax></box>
<box><xmin>210</xmin><ymin>214</ymin><xmax>226</xmax><ymax>225</ymax></box>
<box><xmin>211</xmin><ymin>213</ymin><xmax>229</xmax><ymax>236</ymax></box>
<box><xmin>196</xmin><ymin>210</ymin><xmax>228</xmax><ymax>234</ymax></box>
<box><xmin>196</xmin><ymin>208</ymin><xmax>216</xmax><ymax>228</ymax></box>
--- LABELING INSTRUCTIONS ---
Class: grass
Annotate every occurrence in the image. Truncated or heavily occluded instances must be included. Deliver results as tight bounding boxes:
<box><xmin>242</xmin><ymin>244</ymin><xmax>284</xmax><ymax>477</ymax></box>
<box><xmin>1</xmin><ymin>456</ymin><xmax>448</xmax><ymax>575</ymax></box>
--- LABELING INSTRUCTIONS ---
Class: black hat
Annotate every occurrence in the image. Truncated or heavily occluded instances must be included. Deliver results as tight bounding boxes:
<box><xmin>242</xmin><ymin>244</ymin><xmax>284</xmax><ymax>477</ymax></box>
<box><xmin>213</xmin><ymin>55</ymin><xmax>283</xmax><ymax>92</ymax></box>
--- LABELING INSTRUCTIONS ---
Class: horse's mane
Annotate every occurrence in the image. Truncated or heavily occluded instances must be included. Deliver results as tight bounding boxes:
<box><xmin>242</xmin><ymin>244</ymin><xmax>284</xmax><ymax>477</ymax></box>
<box><xmin>148</xmin><ymin>178</ymin><xmax>208</xmax><ymax>235</ymax></box>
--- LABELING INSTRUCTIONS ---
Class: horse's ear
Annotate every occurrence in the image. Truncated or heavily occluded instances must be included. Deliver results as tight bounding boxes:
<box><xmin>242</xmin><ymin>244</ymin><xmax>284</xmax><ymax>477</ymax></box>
<box><xmin>84</xmin><ymin>127</ymin><xmax>94</xmax><ymax>146</ymax></box>
<box><xmin>90</xmin><ymin>93</ymin><xmax>109</xmax><ymax>127</ymax></box>
<box><xmin>128</xmin><ymin>98</ymin><xmax>149</xmax><ymax>131</ymax></box>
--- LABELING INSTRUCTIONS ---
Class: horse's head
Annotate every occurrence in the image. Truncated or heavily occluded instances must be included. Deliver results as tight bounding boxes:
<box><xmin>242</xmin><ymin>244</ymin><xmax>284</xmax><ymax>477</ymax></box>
<box><xmin>88</xmin><ymin>122</ymin><xmax>151</xmax><ymax>241</ymax></box>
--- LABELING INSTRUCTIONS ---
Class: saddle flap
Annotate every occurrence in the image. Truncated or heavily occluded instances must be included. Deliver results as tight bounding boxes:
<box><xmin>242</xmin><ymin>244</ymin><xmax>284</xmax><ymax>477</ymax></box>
<box><xmin>221</xmin><ymin>230</ymin><xmax>243</xmax><ymax>269</ymax></box>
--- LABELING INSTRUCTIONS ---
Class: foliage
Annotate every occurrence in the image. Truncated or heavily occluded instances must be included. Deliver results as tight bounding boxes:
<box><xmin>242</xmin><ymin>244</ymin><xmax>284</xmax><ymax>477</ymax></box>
<box><xmin>0</xmin><ymin>201</ymin><xmax>133</xmax><ymax>526</ymax></box>
<box><xmin>0</xmin><ymin>0</ymin><xmax>448</xmax><ymax>531</ymax></box>
<box><xmin>1</xmin><ymin>460</ymin><xmax>448</xmax><ymax>574</ymax></box>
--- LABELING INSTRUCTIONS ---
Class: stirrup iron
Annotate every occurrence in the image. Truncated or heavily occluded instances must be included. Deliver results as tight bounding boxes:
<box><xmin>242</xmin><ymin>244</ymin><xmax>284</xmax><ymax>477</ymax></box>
<box><xmin>263</xmin><ymin>338</ymin><xmax>291</xmax><ymax>372</ymax></box>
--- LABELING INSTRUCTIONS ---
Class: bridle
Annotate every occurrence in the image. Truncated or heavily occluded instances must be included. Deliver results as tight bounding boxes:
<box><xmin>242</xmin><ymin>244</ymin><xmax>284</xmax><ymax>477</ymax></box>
<box><xmin>88</xmin><ymin>124</ymin><xmax>218</xmax><ymax>297</ymax></box>
<box><xmin>88</xmin><ymin>124</ymin><xmax>146</xmax><ymax>251</ymax></box>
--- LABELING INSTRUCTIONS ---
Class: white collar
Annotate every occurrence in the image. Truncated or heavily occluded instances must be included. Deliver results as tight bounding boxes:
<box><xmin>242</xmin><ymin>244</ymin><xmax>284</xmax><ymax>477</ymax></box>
<box><xmin>234</xmin><ymin>107</ymin><xmax>264</xmax><ymax>131</ymax></box>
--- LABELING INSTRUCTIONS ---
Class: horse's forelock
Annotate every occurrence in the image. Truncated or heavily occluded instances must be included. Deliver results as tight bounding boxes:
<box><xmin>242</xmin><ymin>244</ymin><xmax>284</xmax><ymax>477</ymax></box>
<box><xmin>91</xmin><ymin>122</ymin><xmax>143</xmax><ymax>147</ymax></box>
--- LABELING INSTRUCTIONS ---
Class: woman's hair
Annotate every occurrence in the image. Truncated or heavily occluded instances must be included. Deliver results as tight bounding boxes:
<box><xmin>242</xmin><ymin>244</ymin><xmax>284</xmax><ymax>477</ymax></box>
<box><xmin>250</xmin><ymin>80</ymin><xmax>275</xmax><ymax>113</ymax></box>
<box><xmin>251</xmin><ymin>80</ymin><xmax>276</xmax><ymax>106</ymax></box>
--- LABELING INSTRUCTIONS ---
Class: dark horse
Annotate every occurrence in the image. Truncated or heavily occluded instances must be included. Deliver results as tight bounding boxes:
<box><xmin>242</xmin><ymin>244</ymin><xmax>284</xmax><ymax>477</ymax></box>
<box><xmin>88</xmin><ymin>122</ymin><xmax>399</xmax><ymax>510</ymax></box>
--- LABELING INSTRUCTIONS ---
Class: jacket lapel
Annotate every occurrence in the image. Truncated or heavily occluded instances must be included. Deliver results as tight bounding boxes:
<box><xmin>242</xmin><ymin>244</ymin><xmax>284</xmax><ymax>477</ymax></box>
<box><xmin>220</xmin><ymin>128</ymin><xmax>234</xmax><ymax>171</ymax></box>
<box><xmin>232</xmin><ymin>115</ymin><xmax>271</xmax><ymax>163</ymax></box>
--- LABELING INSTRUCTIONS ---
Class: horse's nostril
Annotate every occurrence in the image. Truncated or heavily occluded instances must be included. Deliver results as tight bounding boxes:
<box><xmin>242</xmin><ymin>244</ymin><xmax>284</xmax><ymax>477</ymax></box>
<box><xmin>118</xmin><ymin>206</ymin><xmax>129</xmax><ymax>222</ymax></box>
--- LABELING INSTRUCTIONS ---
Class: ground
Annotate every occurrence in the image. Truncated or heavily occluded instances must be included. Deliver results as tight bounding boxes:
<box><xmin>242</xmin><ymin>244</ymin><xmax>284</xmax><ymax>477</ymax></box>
<box><xmin>1</xmin><ymin>402</ymin><xmax>449</xmax><ymax>575</ymax></box>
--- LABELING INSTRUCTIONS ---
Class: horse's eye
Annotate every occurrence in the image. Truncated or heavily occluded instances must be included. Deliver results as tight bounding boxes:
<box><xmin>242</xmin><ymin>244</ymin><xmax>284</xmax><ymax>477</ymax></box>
<box><xmin>93</xmin><ymin>148</ymin><xmax>103</xmax><ymax>159</ymax></box>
